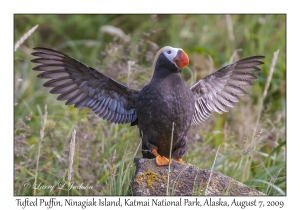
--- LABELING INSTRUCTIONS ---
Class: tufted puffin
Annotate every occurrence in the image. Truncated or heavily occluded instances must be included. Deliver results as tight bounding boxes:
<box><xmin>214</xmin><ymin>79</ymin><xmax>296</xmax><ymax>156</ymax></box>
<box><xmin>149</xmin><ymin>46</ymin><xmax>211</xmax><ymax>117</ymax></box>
<box><xmin>31</xmin><ymin>46</ymin><xmax>264</xmax><ymax>166</ymax></box>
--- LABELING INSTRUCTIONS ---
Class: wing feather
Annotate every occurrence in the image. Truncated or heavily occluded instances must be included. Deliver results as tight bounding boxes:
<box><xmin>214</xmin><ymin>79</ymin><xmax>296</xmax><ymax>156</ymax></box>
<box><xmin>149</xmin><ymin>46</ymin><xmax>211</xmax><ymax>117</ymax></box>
<box><xmin>191</xmin><ymin>56</ymin><xmax>264</xmax><ymax>125</ymax></box>
<box><xmin>32</xmin><ymin>47</ymin><xmax>139</xmax><ymax>124</ymax></box>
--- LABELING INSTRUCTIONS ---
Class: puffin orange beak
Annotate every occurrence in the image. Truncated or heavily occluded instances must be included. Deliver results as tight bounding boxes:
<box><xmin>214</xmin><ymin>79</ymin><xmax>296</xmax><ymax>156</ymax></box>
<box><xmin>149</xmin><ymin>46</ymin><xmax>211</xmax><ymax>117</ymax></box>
<box><xmin>173</xmin><ymin>50</ymin><xmax>189</xmax><ymax>68</ymax></box>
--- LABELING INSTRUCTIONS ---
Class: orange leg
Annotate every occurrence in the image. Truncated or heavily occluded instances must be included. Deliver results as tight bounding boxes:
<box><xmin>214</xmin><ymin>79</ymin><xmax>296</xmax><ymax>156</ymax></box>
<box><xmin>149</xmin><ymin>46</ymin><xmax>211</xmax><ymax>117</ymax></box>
<box><xmin>177</xmin><ymin>158</ymin><xmax>183</xmax><ymax>162</ymax></box>
<box><xmin>151</xmin><ymin>149</ymin><xmax>172</xmax><ymax>166</ymax></box>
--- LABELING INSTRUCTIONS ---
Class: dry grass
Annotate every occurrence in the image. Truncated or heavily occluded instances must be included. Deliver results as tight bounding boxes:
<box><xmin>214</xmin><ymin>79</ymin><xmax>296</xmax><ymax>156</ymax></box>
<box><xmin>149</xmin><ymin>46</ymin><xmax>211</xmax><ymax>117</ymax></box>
<box><xmin>68</xmin><ymin>129</ymin><xmax>76</xmax><ymax>194</ymax></box>
<box><xmin>166</xmin><ymin>122</ymin><xmax>175</xmax><ymax>195</ymax></box>
<box><xmin>34</xmin><ymin>104</ymin><xmax>47</xmax><ymax>196</ymax></box>
<box><xmin>14</xmin><ymin>24</ymin><xmax>38</xmax><ymax>52</ymax></box>
<box><xmin>205</xmin><ymin>145</ymin><xmax>220</xmax><ymax>195</ymax></box>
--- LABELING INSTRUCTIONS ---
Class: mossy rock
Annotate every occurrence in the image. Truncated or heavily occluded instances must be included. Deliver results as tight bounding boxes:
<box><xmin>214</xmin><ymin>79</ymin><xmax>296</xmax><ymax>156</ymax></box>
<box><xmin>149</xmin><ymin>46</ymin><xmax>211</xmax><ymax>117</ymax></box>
<box><xmin>131</xmin><ymin>158</ymin><xmax>265</xmax><ymax>196</ymax></box>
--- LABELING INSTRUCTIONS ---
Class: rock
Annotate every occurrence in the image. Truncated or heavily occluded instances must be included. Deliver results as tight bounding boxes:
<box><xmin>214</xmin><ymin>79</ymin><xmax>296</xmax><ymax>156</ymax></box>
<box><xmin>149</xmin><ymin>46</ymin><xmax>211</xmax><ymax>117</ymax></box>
<box><xmin>131</xmin><ymin>158</ymin><xmax>265</xmax><ymax>196</ymax></box>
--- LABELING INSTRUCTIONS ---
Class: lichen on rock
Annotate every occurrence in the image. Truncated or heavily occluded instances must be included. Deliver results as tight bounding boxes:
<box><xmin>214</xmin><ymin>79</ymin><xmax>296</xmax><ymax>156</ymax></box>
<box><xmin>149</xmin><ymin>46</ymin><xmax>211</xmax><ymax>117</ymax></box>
<box><xmin>131</xmin><ymin>158</ymin><xmax>265</xmax><ymax>196</ymax></box>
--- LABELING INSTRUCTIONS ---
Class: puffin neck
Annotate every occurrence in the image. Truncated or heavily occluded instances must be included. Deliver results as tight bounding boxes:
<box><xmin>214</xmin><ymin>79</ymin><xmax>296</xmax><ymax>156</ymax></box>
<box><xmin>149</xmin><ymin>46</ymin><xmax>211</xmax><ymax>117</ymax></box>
<box><xmin>151</xmin><ymin>67</ymin><xmax>181</xmax><ymax>82</ymax></box>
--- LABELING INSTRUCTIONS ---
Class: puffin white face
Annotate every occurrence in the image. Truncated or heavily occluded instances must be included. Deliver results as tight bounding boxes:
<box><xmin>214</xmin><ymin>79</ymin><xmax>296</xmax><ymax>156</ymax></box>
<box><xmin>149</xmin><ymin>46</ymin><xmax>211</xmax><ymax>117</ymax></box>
<box><xmin>162</xmin><ymin>46</ymin><xmax>179</xmax><ymax>66</ymax></box>
<box><xmin>152</xmin><ymin>46</ymin><xmax>189</xmax><ymax>72</ymax></box>
<box><xmin>162</xmin><ymin>46</ymin><xmax>189</xmax><ymax>69</ymax></box>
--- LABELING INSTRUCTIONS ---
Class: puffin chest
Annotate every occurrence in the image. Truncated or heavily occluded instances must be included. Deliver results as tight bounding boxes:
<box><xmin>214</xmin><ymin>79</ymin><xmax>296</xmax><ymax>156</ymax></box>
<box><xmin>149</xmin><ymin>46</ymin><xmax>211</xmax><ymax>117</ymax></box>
<box><xmin>137</xmin><ymin>76</ymin><xmax>194</xmax><ymax>124</ymax></box>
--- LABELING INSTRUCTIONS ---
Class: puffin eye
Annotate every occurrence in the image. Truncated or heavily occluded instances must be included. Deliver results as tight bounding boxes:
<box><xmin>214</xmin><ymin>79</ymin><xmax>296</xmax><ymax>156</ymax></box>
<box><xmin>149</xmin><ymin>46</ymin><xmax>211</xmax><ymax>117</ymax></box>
<box><xmin>167</xmin><ymin>50</ymin><xmax>171</xmax><ymax>54</ymax></box>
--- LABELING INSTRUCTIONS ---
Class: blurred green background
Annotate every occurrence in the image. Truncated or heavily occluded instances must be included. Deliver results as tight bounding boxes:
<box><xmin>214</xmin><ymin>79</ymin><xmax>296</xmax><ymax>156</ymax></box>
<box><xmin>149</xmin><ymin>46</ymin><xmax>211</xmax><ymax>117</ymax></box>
<box><xmin>14</xmin><ymin>14</ymin><xmax>286</xmax><ymax>195</ymax></box>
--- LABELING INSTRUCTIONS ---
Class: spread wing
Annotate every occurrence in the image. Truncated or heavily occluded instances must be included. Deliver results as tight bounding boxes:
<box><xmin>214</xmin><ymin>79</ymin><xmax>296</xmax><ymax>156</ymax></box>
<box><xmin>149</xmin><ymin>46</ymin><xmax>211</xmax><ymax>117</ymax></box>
<box><xmin>190</xmin><ymin>56</ymin><xmax>265</xmax><ymax>125</ymax></box>
<box><xmin>31</xmin><ymin>47</ymin><xmax>139</xmax><ymax>124</ymax></box>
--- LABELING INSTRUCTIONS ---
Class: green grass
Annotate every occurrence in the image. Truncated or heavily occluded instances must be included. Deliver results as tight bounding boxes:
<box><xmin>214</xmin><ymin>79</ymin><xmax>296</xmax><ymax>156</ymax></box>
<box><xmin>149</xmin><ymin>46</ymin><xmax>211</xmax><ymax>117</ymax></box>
<box><xmin>14</xmin><ymin>14</ymin><xmax>286</xmax><ymax>195</ymax></box>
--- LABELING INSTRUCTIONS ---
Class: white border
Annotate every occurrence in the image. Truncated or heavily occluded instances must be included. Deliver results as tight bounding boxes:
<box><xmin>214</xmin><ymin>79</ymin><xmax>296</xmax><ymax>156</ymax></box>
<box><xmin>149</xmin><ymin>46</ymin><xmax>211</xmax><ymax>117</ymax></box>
<box><xmin>2</xmin><ymin>0</ymin><xmax>298</xmax><ymax>208</ymax></box>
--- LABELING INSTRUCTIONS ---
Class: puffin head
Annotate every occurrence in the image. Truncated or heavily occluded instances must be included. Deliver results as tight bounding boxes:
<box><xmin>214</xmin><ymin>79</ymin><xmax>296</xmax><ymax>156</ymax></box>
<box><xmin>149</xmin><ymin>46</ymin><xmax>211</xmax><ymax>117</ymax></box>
<box><xmin>153</xmin><ymin>46</ymin><xmax>189</xmax><ymax>73</ymax></box>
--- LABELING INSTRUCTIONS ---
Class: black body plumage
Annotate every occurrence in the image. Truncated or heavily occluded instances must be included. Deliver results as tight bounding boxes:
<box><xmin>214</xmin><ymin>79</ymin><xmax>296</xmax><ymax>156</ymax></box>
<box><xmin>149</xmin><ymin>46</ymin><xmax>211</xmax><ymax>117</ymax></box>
<box><xmin>136</xmin><ymin>65</ymin><xmax>195</xmax><ymax>159</ymax></box>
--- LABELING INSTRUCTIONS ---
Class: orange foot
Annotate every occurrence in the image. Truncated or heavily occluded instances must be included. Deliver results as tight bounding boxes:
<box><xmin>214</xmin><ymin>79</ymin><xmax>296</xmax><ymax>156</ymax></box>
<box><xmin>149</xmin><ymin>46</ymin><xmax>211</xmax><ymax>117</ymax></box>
<box><xmin>151</xmin><ymin>148</ymin><xmax>172</xmax><ymax>166</ymax></box>
<box><xmin>177</xmin><ymin>158</ymin><xmax>183</xmax><ymax>162</ymax></box>
<box><xmin>155</xmin><ymin>155</ymin><xmax>172</xmax><ymax>166</ymax></box>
